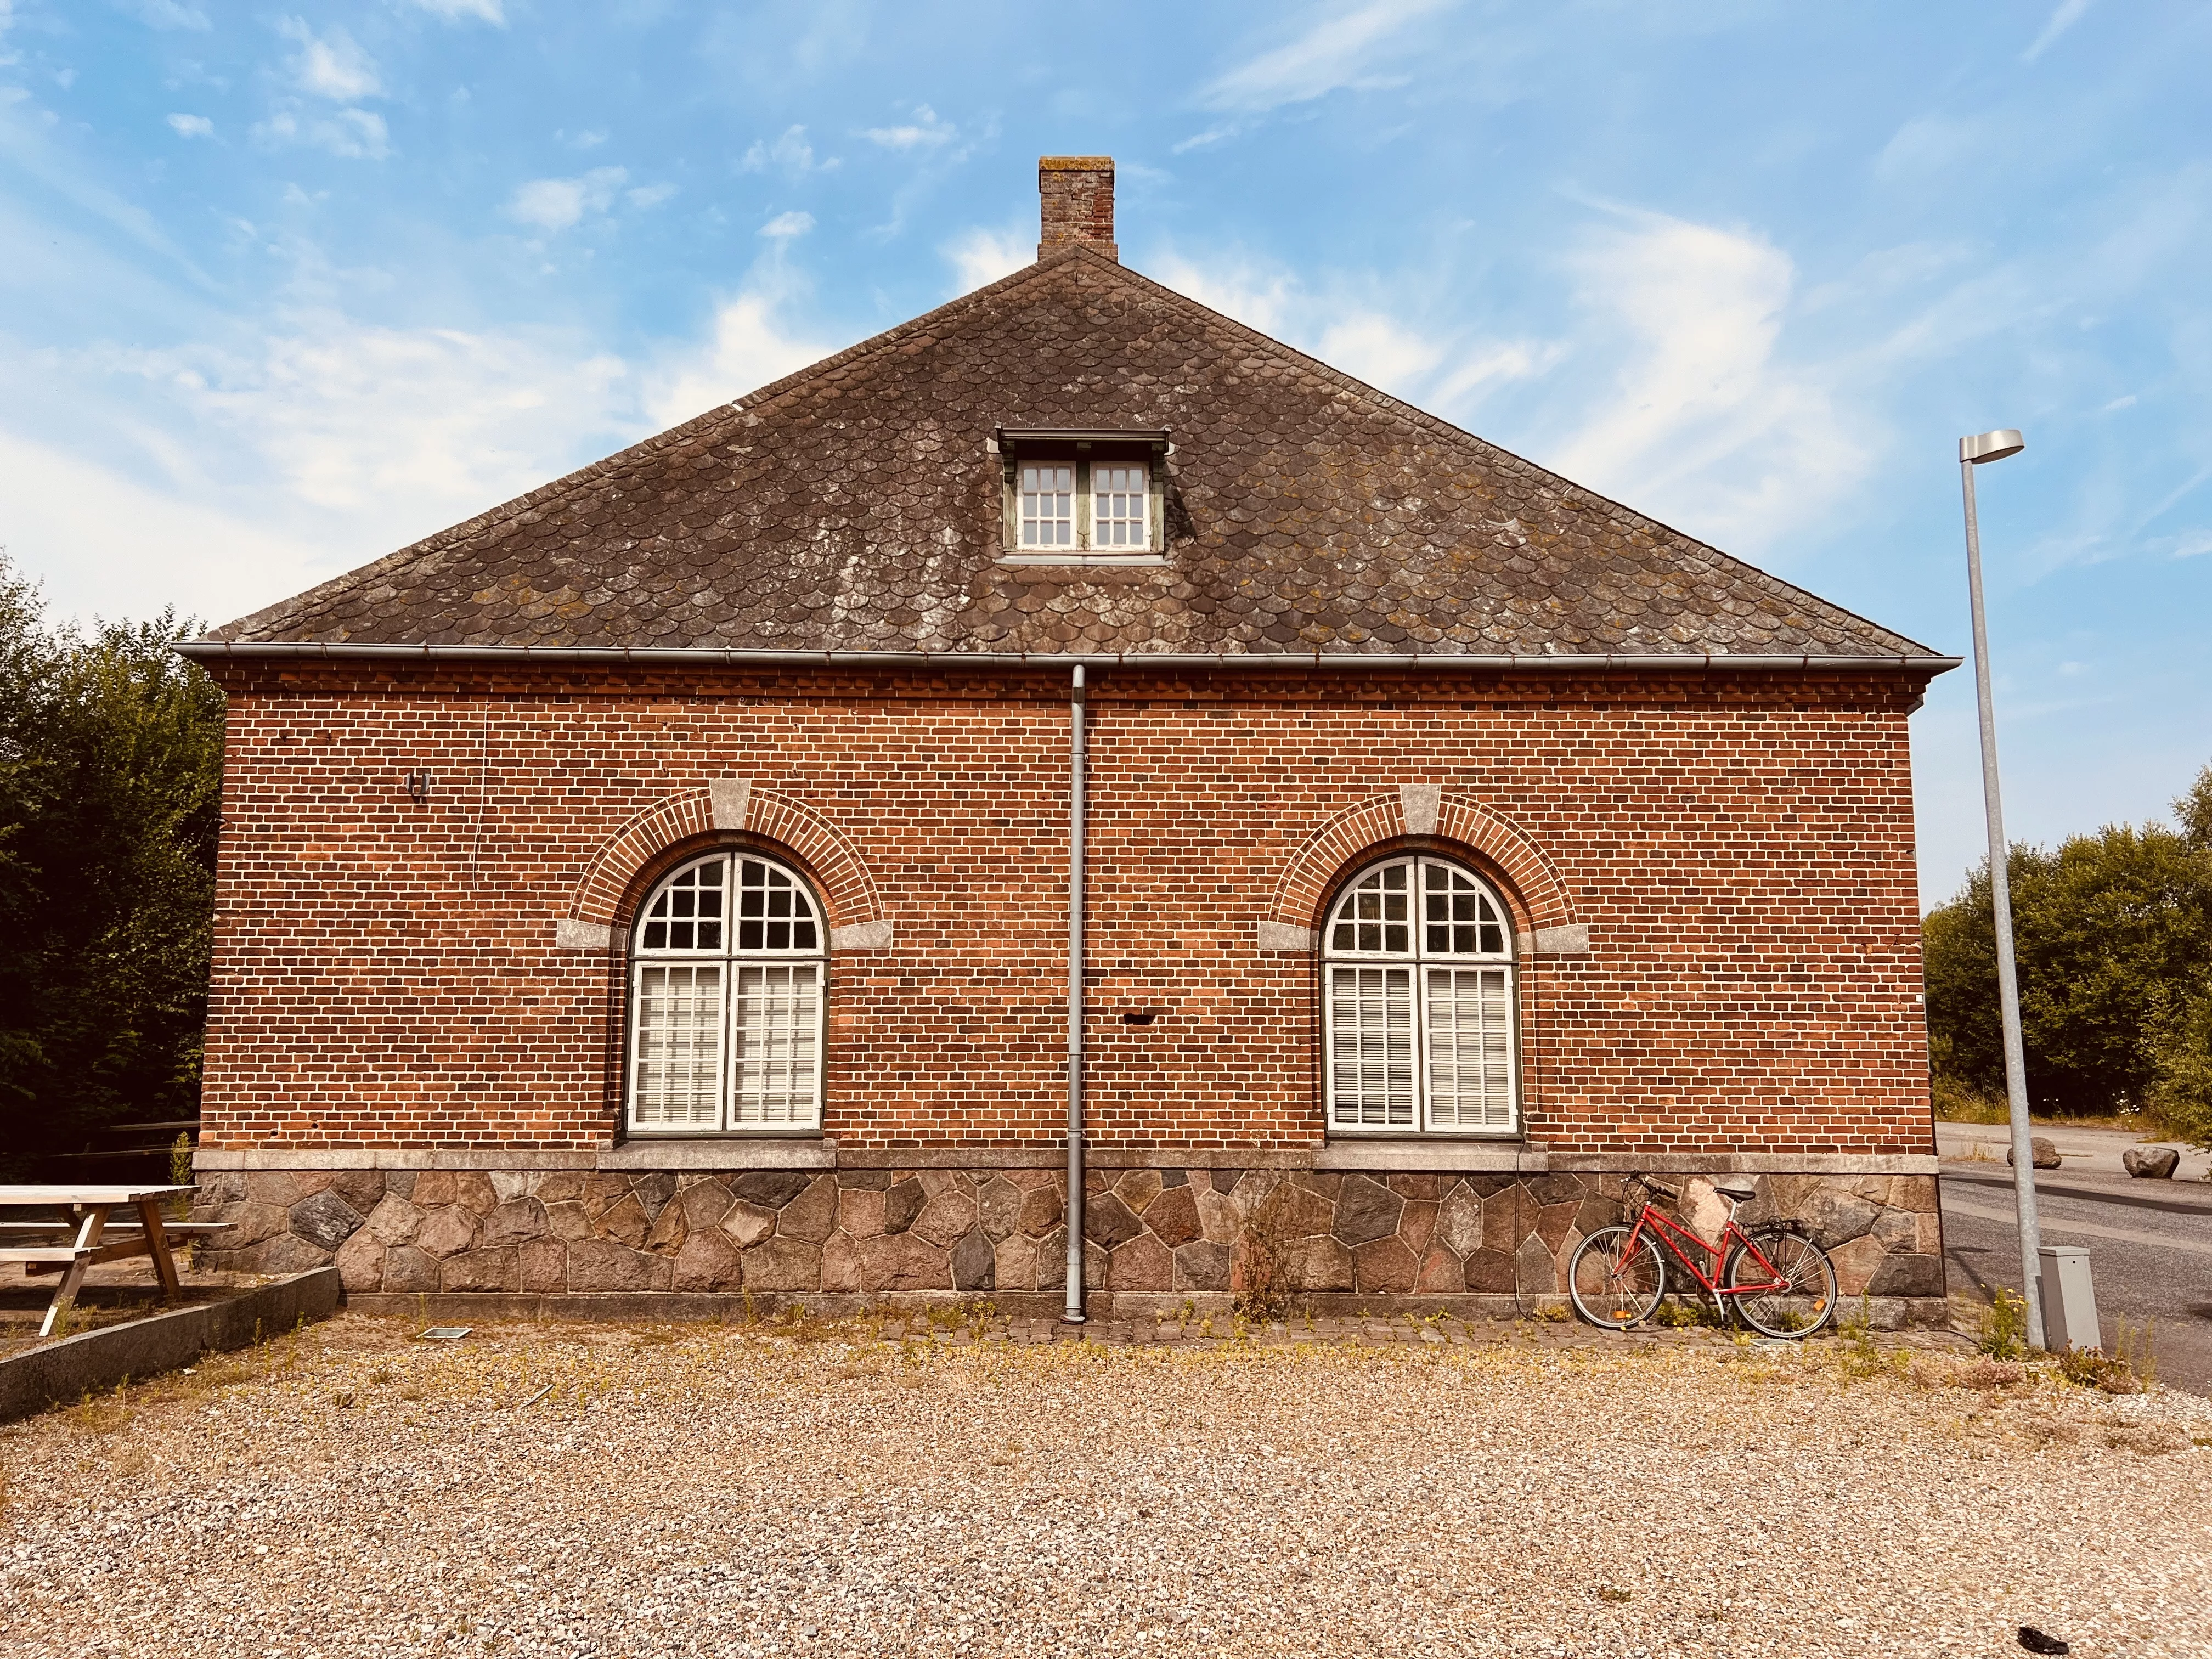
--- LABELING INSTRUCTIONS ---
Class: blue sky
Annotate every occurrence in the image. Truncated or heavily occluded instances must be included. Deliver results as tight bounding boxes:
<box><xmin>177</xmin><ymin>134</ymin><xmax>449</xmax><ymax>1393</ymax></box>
<box><xmin>1</xmin><ymin>0</ymin><xmax>2207</xmax><ymax>906</ymax></box>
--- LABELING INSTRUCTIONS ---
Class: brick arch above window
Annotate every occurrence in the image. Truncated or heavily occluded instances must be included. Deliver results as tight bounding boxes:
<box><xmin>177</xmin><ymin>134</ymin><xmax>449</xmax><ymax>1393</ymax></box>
<box><xmin>1262</xmin><ymin>787</ymin><xmax>1583</xmax><ymax>956</ymax></box>
<box><xmin>558</xmin><ymin>780</ymin><xmax>890</xmax><ymax>952</ymax></box>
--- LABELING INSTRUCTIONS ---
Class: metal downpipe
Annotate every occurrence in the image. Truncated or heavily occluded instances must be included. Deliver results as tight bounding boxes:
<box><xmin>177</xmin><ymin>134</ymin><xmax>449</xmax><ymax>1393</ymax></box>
<box><xmin>1063</xmin><ymin>664</ymin><xmax>1088</xmax><ymax>1323</ymax></box>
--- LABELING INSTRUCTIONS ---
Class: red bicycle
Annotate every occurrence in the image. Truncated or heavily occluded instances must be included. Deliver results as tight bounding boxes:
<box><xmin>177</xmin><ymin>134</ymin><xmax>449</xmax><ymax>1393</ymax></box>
<box><xmin>1567</xmin><ymin>1177</ymin><xmax>1838</xmax><ymax>1339</ymax></box>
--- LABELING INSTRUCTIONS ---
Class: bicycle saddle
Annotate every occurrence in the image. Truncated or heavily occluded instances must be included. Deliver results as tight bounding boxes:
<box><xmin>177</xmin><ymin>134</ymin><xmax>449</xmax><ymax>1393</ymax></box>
<box><xmin>1714</xmin><ymin>1180</ymin><xmax>1758</xmax><ymax>1203</ymax></box>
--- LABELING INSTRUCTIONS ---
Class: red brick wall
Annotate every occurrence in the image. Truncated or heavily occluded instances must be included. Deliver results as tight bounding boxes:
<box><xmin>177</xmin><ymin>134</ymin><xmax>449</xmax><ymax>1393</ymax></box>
<box><xmin>198</xmin><ymin>663</ymin><xmax>1935</xmax><ymax>1155</ymax></box>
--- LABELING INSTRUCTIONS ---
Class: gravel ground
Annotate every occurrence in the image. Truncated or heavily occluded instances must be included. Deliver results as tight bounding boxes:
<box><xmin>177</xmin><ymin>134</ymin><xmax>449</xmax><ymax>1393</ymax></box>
<box><xmin>3</xmin><ymin>1312</ymin><xmax>2209</xmax><ymax>1658</ymax></box>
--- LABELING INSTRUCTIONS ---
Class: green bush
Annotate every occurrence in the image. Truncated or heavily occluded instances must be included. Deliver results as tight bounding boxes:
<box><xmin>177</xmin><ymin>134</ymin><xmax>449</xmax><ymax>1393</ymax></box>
<box><xmin>1925</xmin><ymin>758</ymin><xmax>2212</xmax><ymax>1143</ymax></box>
<box><xmin>0</xmin><ymin>554</ymin><xmax>223</xmax><ymax>1176</ymax></box>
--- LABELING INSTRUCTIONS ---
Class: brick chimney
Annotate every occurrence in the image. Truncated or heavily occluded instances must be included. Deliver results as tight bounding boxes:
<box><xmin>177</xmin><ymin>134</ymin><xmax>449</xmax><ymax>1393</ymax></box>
<box><xmin>1037</xmin><ymin>156</ymin><xmax>1116</xmax><ymax>262</ymax></box>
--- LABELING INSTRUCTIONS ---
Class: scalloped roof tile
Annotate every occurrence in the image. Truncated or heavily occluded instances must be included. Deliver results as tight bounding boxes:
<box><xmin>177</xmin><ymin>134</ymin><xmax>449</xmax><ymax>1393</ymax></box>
<box><xmin>210</xmin><ymin>247</ymin><xmax>1931</xmax><ymax>659</ymax></box>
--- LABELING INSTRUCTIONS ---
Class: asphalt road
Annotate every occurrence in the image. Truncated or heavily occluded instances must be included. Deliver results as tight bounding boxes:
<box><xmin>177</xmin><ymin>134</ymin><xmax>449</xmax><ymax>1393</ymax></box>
<box><xmin>1940</xmin><ymin>1163</ymin><xmax>2212</xmax><ymax>1393</ymax></box>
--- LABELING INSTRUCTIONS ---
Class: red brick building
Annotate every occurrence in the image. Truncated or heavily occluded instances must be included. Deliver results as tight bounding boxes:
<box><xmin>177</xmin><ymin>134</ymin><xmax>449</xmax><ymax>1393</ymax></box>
<box><xmin>184</xmin><ymin>159</ymin><xmax>1955</xmax><ymax>1321</ymax></box>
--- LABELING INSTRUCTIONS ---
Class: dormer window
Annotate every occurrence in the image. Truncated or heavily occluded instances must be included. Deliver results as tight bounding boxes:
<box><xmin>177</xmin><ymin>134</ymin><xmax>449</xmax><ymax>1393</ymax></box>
<box><xmin>1019</xmin><ymin>464</ymin><xmax>1077</xmax><ymax>548</ymax></box>
<box><xmin>997</xmin><ymin>427</ymin><xmax>1169</xmax><ymax>563</ymax></box>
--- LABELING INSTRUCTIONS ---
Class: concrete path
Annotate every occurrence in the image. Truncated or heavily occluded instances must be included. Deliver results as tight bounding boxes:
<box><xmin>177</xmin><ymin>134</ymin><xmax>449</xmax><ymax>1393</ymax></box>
<box><xmin>1938</xmin><ymin>1121</ymin><xmax>2212</xmax><ymax>1392</ymax></box>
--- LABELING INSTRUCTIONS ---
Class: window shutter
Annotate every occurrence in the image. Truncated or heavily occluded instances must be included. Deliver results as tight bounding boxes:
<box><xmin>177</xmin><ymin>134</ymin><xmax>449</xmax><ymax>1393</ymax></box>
<box><xmin>631</xmin><ymin>963</ymin><xmax>727</xmax><ymax>1128</ymax></box>
<box><xmin>1424</xmin><ymin>966</ymin><xmax>1514</xmax><ymax>1128</ymax></box>
<box><xmin>730</xmin><ymin>962</ymin><xmax>823</xmax><ymax>1127</ymax></box>
<box><xmin>1328</xmin><ymin>966</ymin><xmax>1416</xmax><ymax>1128</ymax></box>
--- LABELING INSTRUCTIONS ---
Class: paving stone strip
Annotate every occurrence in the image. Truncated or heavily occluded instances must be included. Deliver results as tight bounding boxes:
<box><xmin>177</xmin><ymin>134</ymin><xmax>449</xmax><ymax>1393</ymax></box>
<box><xmin>1</xmin><ymin>1312</ymin><xmax>2207</xmax><ymax>1658</ymax></box>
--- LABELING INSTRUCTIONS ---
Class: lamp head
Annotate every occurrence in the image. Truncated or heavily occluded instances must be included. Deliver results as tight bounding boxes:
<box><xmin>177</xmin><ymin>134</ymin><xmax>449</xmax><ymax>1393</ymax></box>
<box><xmin>1960</xmin><ymin>428</ymin><xmax>2025</xmax><ymax>465</ymax></box>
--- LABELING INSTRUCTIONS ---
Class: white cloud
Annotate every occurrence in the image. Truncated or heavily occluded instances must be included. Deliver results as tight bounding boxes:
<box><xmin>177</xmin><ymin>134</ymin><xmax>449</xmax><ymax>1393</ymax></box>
<box><xmin>166</xmin><ymin>112</ymin><xmax>213</xmax><ymax>139</ymax></box>
<box><xmin>760</xmin><ymin>210</ymin><xmax>814</xmax><ymax>240</ymax></box>
<box><xmin>1545</xmin><ymin>211</ymin><xmax>1868</xmax><ymax>554</ymax></box>
<box><xmin>739</xmin><ymin>125</ymin><xmax>836</xmax><ymax>176</ymax></box>
<box><xmin>941</xmin><ymin>225</ymin><xmax>1030</xmax><ymax>294</ymax></box>
<box><xmin>644</xmin><ymin>294</ymin><xmax>831</xmax><ymax>430</ymax></box>
<box><xmin>1198</xmin><ymin>0</ymin><xmax>1453</xmax><ymax>113</ymax></box>
<box><xmin>627</xmin><ymin>182</ymin><xmax>677</xmax><ymax>210</ymax></box>
<box><xmin>2024</xmin><ymin>0</ymin><xmax>2095</xmax><ymax>61</ymax></box>
<box><xmin>0</xmin><ymin>317</ymin><xmax>635</xmax><ymax>627</ymax></box>
<box><xmin>407</xmin><ymin>0</ymin><xmax>505</xmax><ymax>22</ymax></box>
<box><xmin>278</xmin><ymin>18</ymin><xmax>382</xmax><ymax>102</ymax></box>
<box><xmin>257</xmin><ymin>106</ymin><xmax>390</xmax><ymax>161</ymax></box>
<box><xmin>505</xmin><ymin>167</ymin><xmax>628</xmax><ymax>232</ymax></box>
<box><xmin>1150</xmin><ymin>247</ymin><xmax>1555</xmax><ymax>420</ymax></box>
<box><xmin>863</xmin><ymin>104</ymin><xmax>954</xmax><ymax>150</ymax></box>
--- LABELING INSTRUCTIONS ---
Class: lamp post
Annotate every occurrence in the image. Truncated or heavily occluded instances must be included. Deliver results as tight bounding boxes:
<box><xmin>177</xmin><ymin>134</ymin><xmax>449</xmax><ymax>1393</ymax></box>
<box><xmin>1957</xmin><ymin>426</ymin><xmax>2044</xmax><ymax>1348</ymax></box>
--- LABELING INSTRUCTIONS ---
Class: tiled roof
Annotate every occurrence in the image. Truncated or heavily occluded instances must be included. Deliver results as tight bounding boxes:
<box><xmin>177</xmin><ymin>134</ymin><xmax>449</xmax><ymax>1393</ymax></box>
<box><xmin>210</xmin><ymin>248</ymin><xmax>1933</xmax><ymax>661</ymax></box>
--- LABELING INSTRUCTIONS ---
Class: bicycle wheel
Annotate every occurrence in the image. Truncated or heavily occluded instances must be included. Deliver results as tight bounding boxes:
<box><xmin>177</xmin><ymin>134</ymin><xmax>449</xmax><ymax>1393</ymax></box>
<box><xmin>1723</xmin><ymin>1229</ymin><xmax>1838</xmax><ymax>1338</ymax></box>
<box><xmin>1568</xmin><ymin>1226</ymin><xmax>1666</xmax><ymax>1330</ymax></box>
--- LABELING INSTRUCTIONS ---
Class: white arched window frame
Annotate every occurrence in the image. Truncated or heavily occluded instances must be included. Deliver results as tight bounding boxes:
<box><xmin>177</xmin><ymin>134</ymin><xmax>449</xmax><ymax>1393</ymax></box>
<box><xmin>1322</xmin><ymin>856</ymin><xmax>1519</xmax><ymax>1136</ymax></box>
<box><xmin>626</xmin><ymin>850</ymin><xmax>826</xmax><ymax>1135</ymax></box>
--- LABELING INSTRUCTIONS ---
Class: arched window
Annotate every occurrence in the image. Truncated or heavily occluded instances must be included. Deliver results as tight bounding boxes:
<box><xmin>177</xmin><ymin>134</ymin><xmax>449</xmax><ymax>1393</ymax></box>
<box><xmin>628</xmin><ymin>851</ymin><xmax>825</xmax><ymax>1133</ymax></box>
<box><xmin>1323</xmin><ymin>856</ymin><xmax>1517</xmax><ymax>1135</ymax></box>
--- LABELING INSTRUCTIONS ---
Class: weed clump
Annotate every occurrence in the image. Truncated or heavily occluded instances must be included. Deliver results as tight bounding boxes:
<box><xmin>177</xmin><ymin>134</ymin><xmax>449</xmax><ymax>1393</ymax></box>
<box><xmin>1977</xmin><ymin>1288</ymin><xmax>2030</xmax><ymax>1360</ymax></box>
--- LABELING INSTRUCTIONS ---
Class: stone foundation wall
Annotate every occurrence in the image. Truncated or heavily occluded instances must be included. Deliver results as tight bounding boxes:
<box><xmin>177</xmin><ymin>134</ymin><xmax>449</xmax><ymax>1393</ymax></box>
<box><xmin>195</xmin><ymin>1164</ymin><xmax>1946</xmax><ymax>1323</ymax></box>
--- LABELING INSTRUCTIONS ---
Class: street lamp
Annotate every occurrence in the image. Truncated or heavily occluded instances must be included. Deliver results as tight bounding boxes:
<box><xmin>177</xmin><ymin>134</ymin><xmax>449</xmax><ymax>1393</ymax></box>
<box><xmin>1956</xmin><ymin>426</ymin><xmax>2044</xmax><ymax>1348</ymax></box>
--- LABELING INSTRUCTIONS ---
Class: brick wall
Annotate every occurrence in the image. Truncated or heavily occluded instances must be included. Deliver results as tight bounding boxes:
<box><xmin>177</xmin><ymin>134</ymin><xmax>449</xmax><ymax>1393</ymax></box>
<box><xmin>197</xmin><ymin>661</ymin><xmax>1935</xmax><ymax>1156</ymax></box>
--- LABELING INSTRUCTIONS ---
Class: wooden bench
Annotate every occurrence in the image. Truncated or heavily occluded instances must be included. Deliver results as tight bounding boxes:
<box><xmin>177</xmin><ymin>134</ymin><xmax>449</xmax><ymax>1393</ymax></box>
<box><xmin>0</xmin><ymin>1221</ymin><xmax>235</xmax><ymax>1277</ymax></box>
<box><xmin>0</xmin><ymin>1186</ymin><xmax>205</xmax><ymax>1336</ymax></box>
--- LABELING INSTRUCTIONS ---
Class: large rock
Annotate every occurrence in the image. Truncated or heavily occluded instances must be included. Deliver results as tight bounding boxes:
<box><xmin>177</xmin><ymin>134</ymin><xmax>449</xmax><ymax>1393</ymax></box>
<box><xmin>677</xmin><ymin>1178</ymin><xmax>735</xmax><ymax>1231</ymax></box>
<box><xmin>1085</xmin><ymin>1193</ymin><xmax>1143</xmax><ymax>1251</ymax></box>
<box><xmin>731</xmin><ymin>1170</ymin><xmax>812</xmax><ymax>1210</ymax></box>
<box><xmin>382</xmin><ymin>1244</ymin><xmax>440</xmax><ymax>1291</ymax></box>
<box><xmin>1798</xmin><ymin>1186</ymin><xmax>1880</xmax><ymax>1250</ymax></box>
<box><xmin>951</xmin><ymin>1229</ymin><xmax>997</xmax><ymax>1291</ymax></box>
<box><xmin>1114</xmin><ymin>1169</ymin><xmax>1165</xmax><ymax>1215</ymax></box>
<box><xmin>413</xmin><ymin>1205</ymin><xmax>479</xmax><ymax>1259</ymax></box>
<box><xmin>912</xmin><ymin>1187</ymin><xmax>979</xmax><ymax>1250</ymax></box>
<box><xmin>1436</xmin><ymin>1183</ymin><xmax>1485</xmax><ymax>1259</ymax></box>
<box><xmin>333</xmin><ymin>1231</ymin><xmax>385</xmax><ymax>1293</ymax></box>
<box><xmin>1331</xmin><ymin>1175</ymin><xmax>1404</xmax><ymax>1247</ymax></box>
<box><xmin>1867</xmin><ymin>1252</ymin><xmax>1945</xmax><ymax>1298</ymax></box>
<box><xmin>481</xmin><ymin>1197</ymin><xmax>550</xmax><ymax>1249</ymax></box>
<box><xmin>566</xmin><ymin>1238</ymin><xmax>665</xmax><ymax>1292</ymax></box>
<box><xmin>441</xmin><ymin>1248</ymin><xmax>519</xmax><ymax>1293</ymax></box>
<box><xmin>883</xmin><ymin>1178</ymin><xmax>926</xmax><ymax>1235</ymax></box>
<box><xmin>518</xmin><ymin>1238</ymin><xmax>567</xmax><ymax>1294</ymax></box>
<box><xmin>2007</xmin><ymin>1137</ymin><xmax>2061</xmax><ymax>1169</ymax></box>
<box><xmin>1172</xmin><ymin>1240</ymin><xmax>1230</xmax><ymax>1291</ymax></box>
<box><xmin>1107</xmin><ymin>1233</ymin><xmax>1170</xmax><ymax>1291</ymax></box>
<box><xmin>992</xmin><ymin>1232</ymin><xmax>1040</xmax><ymax>1292</ymax></box>
<box><xmin>720</xmin><ymin>1201</ymin><xmax>776</xmax><ymax>1249</ymax></box>
<box><xmin>742</xmin><ymin>1237</ymin><xmax>822</xmax><ymax>1291</ymax></box>
<box><xmin>976</xmin><ymin>1177</ymin><xmax>1022</xmax><ymax>1240</ymax></box>
<box><xmin>1352</xmin><ymin>1236</ymin><xmax>1417</xmax><ymax>1294</ymax></box>
<box><xmin>1015</xmin><ymin>1182</ymin><xmax>1064</xmax><ymax>1238</ymax></box>
<box><xmin>673</xmin><ymin>1229</ymin><xmax>746</xmax><ymax>1292</ymax></box>
<box><xmin>1144</xmin><ymin>1182</ymin><xmax>1202</xmax><ymax>1249</ymax></box>
<box><xmin>2123</xmin><ymin>1145</ymin><xmax>2180</xmax><ymax>1180</ymax></box>
<box><xmin>363</xmin><ymin>1194</ymin><xmax>426</xmax><ymax>1246</ymax></box>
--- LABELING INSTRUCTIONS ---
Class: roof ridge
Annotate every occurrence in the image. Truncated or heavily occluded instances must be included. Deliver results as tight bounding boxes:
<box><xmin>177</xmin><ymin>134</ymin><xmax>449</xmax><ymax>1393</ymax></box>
<box><xmin>210</xmin><ymin>253</ymin><xmax>1092</xmax><ymax>642</ymax></box>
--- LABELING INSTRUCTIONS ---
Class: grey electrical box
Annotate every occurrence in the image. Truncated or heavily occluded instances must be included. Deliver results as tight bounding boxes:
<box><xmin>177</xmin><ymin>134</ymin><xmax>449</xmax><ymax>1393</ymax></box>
<box><xmin>2037</xmin><ymin>1245</ymin><xmax>2100</xmax><ymax>1353</ymax></box>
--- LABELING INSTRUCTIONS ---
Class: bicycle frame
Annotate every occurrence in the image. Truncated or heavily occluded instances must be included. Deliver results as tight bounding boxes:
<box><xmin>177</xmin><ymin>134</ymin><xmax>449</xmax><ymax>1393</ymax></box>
<box><xmin>1619</xmin><ymin>1201</ymin><xmax>1790</xmax><ymax>1297</ymax></box>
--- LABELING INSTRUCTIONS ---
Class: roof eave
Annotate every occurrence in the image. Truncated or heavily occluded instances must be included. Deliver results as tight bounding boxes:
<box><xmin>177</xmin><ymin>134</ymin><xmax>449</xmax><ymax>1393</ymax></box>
<box><xmin>174</xmin><ymin>640</ymin><xmax>1962</xmax><ymax>675</ymax></box>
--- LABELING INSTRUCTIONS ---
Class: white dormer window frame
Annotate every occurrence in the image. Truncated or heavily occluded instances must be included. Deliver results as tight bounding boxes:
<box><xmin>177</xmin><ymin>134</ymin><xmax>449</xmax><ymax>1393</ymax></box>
<box><xmin>996</xmin><ymin>428</ymin><xmax>1170</xmax><ymax>565</ymax></box>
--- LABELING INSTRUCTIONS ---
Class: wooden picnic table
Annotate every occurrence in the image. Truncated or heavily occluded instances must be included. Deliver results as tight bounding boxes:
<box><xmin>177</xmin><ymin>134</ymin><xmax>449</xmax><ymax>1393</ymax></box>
<box><xmin>0</xmin><ymin>1184</ymin><xmax>211</xmax><ymax>1338</ymax></box>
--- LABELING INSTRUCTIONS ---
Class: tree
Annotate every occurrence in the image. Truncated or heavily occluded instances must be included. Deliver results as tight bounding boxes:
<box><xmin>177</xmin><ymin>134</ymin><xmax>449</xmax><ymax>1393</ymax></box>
<box><xmin>0</xmin><ymin>554</ymin><xmax>225</xmax><ymax>1177</ymax></box>
<box><xmin>1923</xmin><ymin>760</ymin><xmax>2212</xmax><ymax>1143</ymax></box>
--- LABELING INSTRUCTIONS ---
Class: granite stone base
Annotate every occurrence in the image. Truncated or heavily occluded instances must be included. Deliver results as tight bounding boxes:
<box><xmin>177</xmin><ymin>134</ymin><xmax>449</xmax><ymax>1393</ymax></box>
<box><xmin>194</xmin><ymin>1164</ymin><xmax>1946</xmax><ymax>1325</ymax></box>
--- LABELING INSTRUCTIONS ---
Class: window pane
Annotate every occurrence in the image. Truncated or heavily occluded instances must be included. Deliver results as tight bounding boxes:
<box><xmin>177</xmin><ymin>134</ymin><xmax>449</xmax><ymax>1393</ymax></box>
<box><xmin>1091</xmin><ymin>464</ymin><xmax>1148</xmax><ymax>549</ymax></box>
<box><xmin>1328</xmin><ymin>966</ymin><xmax>1415</xmax><ymax>1128</ymax></box>
<box><xmin>638</xmin><ymin>859</ymin><xmax>725</xmax><ymax>952</ymax></box>
<box><xmin>631</xmin><ymin>964</ymin><xmax>726</xmax><ymax>1128</ymax></box>
<box><xmin>731</xmin><ymin>963</ymin><xmax>822</xmax><ymax>1127</ymax></box>
<box><xmin>1326</xmin><ymin>860</ymin><xmax>1419</xmax><ymax>956</ymax></box>
<box><xmin>1420</xmin><ymin>861</ymin><xmax>1508</xmax><ymax>958</ymax></box>
<box><xmin>1425</xmin><ymin>967</ymin><xmax>1514</xmax><ymax>1128</ymax></box>
<box><xmin>736</xmin><ymin>857</ymin><xmax>821</xmax><ymax>952</ymax></box>
<box><xmin>1019</xmin><ymin>463</ymin><xmax>1075</xmax><ymax>549</ymax></box>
